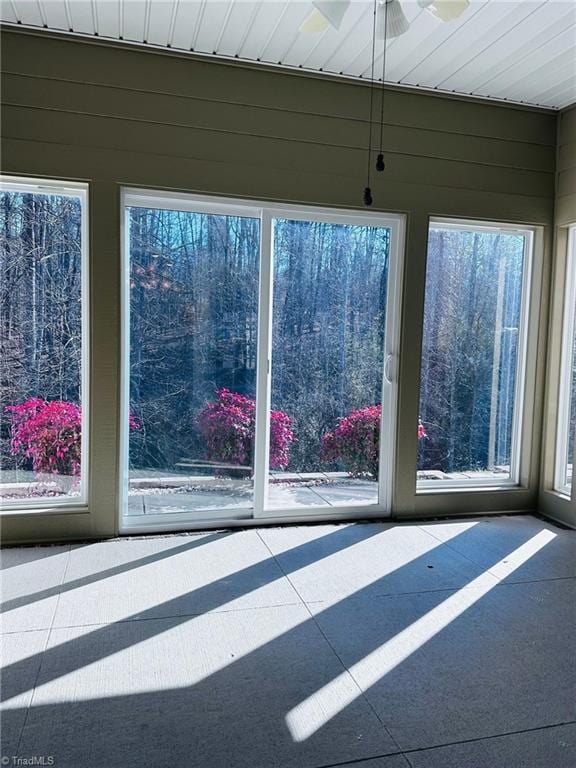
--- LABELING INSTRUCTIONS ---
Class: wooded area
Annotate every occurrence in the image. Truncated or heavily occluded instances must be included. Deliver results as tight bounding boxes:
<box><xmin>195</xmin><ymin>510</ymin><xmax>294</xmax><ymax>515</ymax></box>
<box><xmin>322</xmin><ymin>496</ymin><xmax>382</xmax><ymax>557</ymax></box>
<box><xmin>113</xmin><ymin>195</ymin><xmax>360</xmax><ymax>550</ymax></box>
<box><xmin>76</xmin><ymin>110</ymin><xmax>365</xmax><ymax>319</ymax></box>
<box><xmin>418</xmin><ymin>226</ymin><xmax>525</xmax><ymax>477</ymax></box>
<box><xmin>0</xmin><ymin>191</ymin><xmax>82</xmax><ymax>481</ymax></box>
<box><xmin>271</xmin><ymin>218</ymin><xmax>388</xmax><ymax>473</ymax></box>
<box><xmin>128</xmin><ymin>209</ymin><xmax>389</xmax><ymax>477</ymax></box>
<box><xmin>1</xmin><ymin>192</ymin><xmax>574</xmax><ymax>492</ymax></box>
<box><xmin>128</xmin><ymin>207</ymin><xmax>260</xmax><ymax>472</ymax></box>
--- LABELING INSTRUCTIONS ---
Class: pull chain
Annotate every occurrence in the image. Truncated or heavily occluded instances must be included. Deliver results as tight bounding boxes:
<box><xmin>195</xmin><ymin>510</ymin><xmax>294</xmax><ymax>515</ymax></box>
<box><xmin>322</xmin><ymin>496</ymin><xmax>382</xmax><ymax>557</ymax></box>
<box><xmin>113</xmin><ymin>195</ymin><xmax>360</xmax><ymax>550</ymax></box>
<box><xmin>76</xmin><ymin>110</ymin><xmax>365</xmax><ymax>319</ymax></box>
<box><xmin>364</xmin><ymin>0</ymin><xmax>378</xmax><ymax>206</ymax></box>
<box><xmin>376</xmin><ymin>0</ymin><xmax>388</xmax><ymax>173</ymax></box>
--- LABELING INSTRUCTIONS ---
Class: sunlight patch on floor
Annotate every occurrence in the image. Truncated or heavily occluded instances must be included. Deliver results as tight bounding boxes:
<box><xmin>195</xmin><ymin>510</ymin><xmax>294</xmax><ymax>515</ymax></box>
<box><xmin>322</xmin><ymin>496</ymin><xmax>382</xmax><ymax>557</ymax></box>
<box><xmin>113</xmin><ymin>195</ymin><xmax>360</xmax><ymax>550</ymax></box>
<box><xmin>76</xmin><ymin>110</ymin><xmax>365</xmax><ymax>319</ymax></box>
<box><xmin>286</xmin><ymin>529</ymin><xmax>557</xmax><ymax>742</ymax></box>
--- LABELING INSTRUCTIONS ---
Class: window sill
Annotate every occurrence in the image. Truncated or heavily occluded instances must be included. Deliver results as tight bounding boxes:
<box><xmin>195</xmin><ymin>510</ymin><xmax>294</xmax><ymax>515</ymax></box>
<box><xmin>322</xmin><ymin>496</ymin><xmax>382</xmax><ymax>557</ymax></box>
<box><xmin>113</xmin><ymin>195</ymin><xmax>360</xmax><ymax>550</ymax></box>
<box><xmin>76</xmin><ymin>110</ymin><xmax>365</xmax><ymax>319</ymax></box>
<box><xmin>0</xmin><ymin>504</ymin><xmax>90</xmax><ymax>517</ymax></box>
<box><xmin>545</xmin><ymin>488</ymin><xmax>571</xmax><ymax>502</ymax></box>
<box><xmin>416</xmin><ymin>483</ymin><xmax>525</xmax><ymax>496</ymax></box>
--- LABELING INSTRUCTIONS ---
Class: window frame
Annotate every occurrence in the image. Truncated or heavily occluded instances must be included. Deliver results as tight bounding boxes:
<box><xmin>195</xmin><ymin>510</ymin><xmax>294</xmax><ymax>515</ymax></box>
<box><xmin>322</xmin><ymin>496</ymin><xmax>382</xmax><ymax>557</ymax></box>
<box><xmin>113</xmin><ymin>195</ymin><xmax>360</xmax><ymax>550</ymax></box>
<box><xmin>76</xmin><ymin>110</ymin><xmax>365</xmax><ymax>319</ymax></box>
<box><xmin>416</xmin><ymin>217</ymin><xmax>538</xmax><ymax>494</ymax></box>
<box><xmin>554</xmin><ymin>225</ymin><xmax>576</xmax><ymax>497</ymax></box>
<box><xmin>257</xmin><ymin>208</ymin><xmax>405</xmax><ymax>519</ymax></box>
<box><xmin>119</xmin><ymin>187</ymin><xmax>405</xmax><ymax>533</ymax></box>
<box><xmin>0</xmin><ymin>175</ymin><xmax>90</xmax><ymax>513</ymax></box>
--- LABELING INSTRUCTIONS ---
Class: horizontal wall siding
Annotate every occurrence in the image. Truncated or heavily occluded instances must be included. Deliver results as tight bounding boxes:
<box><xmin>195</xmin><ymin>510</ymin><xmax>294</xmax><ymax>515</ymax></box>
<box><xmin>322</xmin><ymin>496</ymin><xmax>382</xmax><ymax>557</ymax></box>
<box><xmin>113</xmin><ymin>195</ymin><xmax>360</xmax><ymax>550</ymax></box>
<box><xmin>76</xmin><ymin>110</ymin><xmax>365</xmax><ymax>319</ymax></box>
<box><xmin>3</xmin><ymin>105</ymin><xmax>554</xmax><ymax>197</ymax></box>
<box><xmin>2</xmin><ymin>74</ymin><xmax>556</xmax><ymax>172</ymax></box>
<box><xmin>1</xmin><ymin>29</ymin><xmax>556</xmax><ymax>223</ymax></box>
<box><xmin>1</xmin><ymin>32</ymin><xmax>557</xmax><ymax>143</ymax></box>
<box><xmin>556</xmin><ymin>105</ymin><xmax>576</xmax><ymax>226</ymax></box>
<box><xmin>539</xmin><ymin>103</ymin><xmax>576</xmax><ymax>528</ymax></box>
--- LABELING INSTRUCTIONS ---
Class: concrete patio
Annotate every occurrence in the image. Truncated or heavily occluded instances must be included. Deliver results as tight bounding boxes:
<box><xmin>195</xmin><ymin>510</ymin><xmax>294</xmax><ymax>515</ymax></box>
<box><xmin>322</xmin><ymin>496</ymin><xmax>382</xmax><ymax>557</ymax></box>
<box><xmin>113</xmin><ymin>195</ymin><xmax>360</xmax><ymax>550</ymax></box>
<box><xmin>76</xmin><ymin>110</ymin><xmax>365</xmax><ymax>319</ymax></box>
<box><xmin>127</xmin><ymin>472</ymin><xmax>380</xmax><ymax>515</ymax></box>
<box><xmin>2</xmin><ymin>467</ymin><xmax>531</xmax><ymax>510</ymax></box>
<box><xmin>1</xmin><ymin>514</ymin><xmax>574</xmax><ymax>767</ymax></box>
<box><xmin>125</xmin><ymin>467</ymin><xmax>522</xmax><ymax>516</ymax></box>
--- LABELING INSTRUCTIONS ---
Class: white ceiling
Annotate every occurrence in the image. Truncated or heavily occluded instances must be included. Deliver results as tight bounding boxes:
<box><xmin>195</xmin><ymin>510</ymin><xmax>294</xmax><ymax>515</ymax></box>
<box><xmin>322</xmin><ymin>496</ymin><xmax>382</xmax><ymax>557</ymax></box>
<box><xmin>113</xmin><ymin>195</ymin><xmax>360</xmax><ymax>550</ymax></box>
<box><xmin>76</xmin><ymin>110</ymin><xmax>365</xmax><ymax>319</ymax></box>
<box><xmin>2</xmin><ymin>0</ymin><xmax>575</xmax><ymax>110</ymax></box>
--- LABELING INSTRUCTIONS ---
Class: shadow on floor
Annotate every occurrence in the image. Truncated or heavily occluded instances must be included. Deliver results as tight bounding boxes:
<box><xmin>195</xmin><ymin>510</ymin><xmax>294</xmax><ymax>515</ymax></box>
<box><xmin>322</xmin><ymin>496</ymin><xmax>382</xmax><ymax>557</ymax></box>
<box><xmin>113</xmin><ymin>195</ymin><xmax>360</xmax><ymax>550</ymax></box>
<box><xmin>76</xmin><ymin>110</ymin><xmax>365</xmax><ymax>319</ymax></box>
<box><xmin>1</xmin><ymin>518</ymin><xmax>574</xmax><ymax>768</ymax></box>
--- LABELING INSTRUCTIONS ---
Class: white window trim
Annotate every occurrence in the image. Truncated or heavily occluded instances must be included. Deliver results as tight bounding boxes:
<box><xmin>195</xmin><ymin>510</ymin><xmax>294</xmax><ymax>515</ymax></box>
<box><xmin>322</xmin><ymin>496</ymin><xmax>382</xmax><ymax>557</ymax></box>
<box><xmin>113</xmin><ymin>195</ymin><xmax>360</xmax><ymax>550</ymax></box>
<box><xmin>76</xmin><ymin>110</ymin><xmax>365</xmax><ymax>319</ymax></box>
<box><xmin>417</xmin><ymin>216</ymin><xmax>538</xmax><ymax>494</ymax></box>
<box><xmin>119</xmin><ymin>187</ymin><xmax>405</xmax><ymax>533</ymax></box>
<box><xmin>554</xmin><ymin>225</ymin><xmax>576</xmax><ymax>498</ymax></box>
<box><xmin>0</xmin><ymin>175</ymin><xmax>89</xmax><ymax>513</ymax></box>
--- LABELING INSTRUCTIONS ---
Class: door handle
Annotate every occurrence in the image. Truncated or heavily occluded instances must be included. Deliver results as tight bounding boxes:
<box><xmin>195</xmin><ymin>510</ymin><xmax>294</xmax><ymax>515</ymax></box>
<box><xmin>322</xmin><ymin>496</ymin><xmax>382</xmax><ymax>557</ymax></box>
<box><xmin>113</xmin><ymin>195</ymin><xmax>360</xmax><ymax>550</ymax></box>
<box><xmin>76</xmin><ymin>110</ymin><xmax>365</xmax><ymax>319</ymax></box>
<box><xmin>384</xmin><ymin>353</ymin><xmax>396</xmax><ymax>384</ymax></box>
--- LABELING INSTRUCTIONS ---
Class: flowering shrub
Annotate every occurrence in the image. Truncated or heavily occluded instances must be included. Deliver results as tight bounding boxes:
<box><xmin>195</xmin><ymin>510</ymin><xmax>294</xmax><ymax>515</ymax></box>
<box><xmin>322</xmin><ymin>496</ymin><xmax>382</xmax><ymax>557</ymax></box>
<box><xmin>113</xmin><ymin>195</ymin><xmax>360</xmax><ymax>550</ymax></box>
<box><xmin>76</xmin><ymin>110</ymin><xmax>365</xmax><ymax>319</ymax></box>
<box><xmin>418</xmin><ymin>420</ymin><xmax>427</xmax><ymax>441</ymax></box>
<box><xmin>321</xmin><ymin>405</ymin><xmax>380</xmax><ymax>477</ymax></box>
<box><xmin>6</xmin><ymin>398</ymin><xmax>140</xmax><ymax>476</ymax></box>
<box><xmin>6</xmin><ymin>398</ymin><xmax>82</xmax><ymax>476</ymax></box>
<box><xmin>197</xmin><ymin>388</ymin><xmax>294</xmax><ymax>471</ymax></box>
<box><xmin>322</xmin><ymin>405</ymin><xmax>428</xmax><ymax>477</ymax></box>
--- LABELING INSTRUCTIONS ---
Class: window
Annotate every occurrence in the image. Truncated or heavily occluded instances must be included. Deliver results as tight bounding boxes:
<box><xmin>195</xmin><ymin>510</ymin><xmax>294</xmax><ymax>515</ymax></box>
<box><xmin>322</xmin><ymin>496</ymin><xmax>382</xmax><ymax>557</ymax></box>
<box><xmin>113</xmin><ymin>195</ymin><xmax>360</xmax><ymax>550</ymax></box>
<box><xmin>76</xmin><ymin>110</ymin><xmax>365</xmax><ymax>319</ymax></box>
<box><xmin>267</xmin><ymin>217</ymin><xmax>391</xmax><ymax>510</ymax></box>
<box><xmin>125</xmin><ymin>202</ymin><xmax>260</xmax><ymax>517</ymax></box>
<box><xmin>0</xmin><ymin>178</ymin><xmax>88</xmax><ymax>508</ymax></box>
<box><xmin>555</xmin><ymin>226</ymin><xmax>576</xmax><ymax>497</ymax></box>
<box><xmin>122</xmin><ymin>191</ymin><xmax>404</xmax><ymax>526</ymax></box>
<box><xmin>417</xmin><ymin>219</ymin><xmax>533</xmax><ymax>490</ymax></box>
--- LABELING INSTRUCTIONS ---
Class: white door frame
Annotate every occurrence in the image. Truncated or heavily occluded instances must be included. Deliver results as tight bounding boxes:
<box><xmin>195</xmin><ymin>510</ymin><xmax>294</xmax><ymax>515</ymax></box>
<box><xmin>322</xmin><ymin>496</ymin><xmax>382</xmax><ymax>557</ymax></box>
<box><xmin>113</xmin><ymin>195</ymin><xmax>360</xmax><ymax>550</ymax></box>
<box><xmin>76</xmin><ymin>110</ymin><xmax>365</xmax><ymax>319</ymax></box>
<box><xmin>254</xmin><ymin>207</ymin><xmax>405</xmax><ymax>519</ymax></box>
<box><xmin>554</xmin><ymin>225</ymin><xmax>576</xmax><ymax>497</ymax></box>
<box><xmin>119</xmin><ymin>188</ymin><xmax>405</xmax><ymax>533</ymax></box>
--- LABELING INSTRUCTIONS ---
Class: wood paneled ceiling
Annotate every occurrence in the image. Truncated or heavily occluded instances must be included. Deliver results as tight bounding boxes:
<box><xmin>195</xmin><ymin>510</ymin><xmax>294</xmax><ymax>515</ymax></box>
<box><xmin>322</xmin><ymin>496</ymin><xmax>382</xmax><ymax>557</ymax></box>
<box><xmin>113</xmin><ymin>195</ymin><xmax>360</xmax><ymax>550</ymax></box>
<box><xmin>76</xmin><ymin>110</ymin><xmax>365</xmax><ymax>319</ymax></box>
<box><xmin>2</xmin><ymin>0</ymin><xmax>575</xmax><ymax>110</ymax></box>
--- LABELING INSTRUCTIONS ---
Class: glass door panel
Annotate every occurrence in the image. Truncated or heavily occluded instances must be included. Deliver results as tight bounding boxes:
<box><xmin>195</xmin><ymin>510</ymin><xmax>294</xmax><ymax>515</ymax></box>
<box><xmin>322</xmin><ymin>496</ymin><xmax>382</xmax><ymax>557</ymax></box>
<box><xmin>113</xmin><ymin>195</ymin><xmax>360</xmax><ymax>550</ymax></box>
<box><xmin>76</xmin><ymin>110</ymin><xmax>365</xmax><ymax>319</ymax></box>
<box><xmin>266</xmin><ymin>217</ymin><xmax>392</xmax><ymax>511</ymax></box>
<box><xmin>126</xmin><ymin>204</ymin><xmax>260</xmax><ymax>517</ymax></box>
<box><xmin>555</xmin><ymin>225</ymin><xmax>576</xmax><ymax>496</ymax></box>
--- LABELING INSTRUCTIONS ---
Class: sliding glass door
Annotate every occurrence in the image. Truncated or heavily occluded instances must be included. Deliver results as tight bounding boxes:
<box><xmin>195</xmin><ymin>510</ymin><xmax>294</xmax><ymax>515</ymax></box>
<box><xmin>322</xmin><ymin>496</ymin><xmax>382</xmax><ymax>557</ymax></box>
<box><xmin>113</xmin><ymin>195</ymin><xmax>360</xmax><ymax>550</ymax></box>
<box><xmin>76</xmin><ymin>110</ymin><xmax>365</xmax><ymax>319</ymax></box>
<box><xmin>265</xmin><ymin>216</ymin><xmax>393</xmax><ymax>512</ymax></box>
<box><xmin>124</xmin><ymin>199</ymin><xmax>260</xmax><ymax>518</ymax></box>
<box><xmin>121</xmin><ymin>191</ymin><xmax>404</xmax><ymax>530</ymax></box>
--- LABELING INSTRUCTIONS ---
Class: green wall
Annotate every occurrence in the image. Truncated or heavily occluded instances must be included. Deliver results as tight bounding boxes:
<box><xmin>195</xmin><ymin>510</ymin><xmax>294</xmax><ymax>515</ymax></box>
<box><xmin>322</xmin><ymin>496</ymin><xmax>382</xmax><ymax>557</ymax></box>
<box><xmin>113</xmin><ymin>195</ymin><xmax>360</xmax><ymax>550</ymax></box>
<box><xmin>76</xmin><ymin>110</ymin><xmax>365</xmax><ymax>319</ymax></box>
<box><xmin>0</xmin><ymin>28</ymin><xmax>559</xmax><ymax>541</ymax></box>
<box><xmin>556</xmin><ymin>105</ymin><xmax>576</xmax><ymax>226</ymax></box>
<box><xmin>539</xmin><ymin>104</ymin><xmax>576</xmax><ymax>528</ymax></box>
<box><xmin>1</xmin><ymin>29</ymin><xmax>557</xmax><ymax>218</ymax></box>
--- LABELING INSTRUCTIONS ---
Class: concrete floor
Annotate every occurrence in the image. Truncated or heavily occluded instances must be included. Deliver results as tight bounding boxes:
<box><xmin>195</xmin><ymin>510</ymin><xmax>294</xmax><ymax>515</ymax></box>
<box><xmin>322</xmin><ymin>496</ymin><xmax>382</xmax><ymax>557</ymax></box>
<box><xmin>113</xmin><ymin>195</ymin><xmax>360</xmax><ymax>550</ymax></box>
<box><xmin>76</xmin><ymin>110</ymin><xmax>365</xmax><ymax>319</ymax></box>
<box><xmin>1</xmin><ymin>515</ymin><xmax>575</xmax><ymax>768</ymax></box>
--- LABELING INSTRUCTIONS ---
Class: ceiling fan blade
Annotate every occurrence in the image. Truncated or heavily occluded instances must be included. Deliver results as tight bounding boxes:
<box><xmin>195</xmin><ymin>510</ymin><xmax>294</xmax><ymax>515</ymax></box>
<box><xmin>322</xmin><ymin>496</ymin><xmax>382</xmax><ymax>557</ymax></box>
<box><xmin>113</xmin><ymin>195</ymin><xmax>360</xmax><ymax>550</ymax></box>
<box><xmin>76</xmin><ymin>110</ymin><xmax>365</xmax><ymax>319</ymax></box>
<box><xmin>418</xmin><ymin>0</ymin><xmax>470</xmax><ymax>22</ymax></box>
<box><xmin>300</xmin><ymin>8</ymin><xmax>332</xmax><ymax>34</ymax></box>
<box><xmin>378</xmin><ymin>0</ymin><xmax>410</xmax><ymax>39</ymax></box>
<box><xmin>301</xmin><ymin>0</ymin><xmax>409</xmax><ymax>39</ymax></box>
<box><xmin>301</xmin><ymin>0</ymin><xmax>351</xmax><ymax>33</ymax></box>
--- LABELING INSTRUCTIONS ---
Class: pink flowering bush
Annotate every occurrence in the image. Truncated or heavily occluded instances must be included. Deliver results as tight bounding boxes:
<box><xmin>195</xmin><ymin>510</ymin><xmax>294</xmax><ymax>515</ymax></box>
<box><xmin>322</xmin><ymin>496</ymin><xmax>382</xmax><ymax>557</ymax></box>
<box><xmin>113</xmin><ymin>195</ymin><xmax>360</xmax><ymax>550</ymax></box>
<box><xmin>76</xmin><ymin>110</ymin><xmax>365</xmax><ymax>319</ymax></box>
<box><xmin>6</xmin><ymin>398</ymin><xmax>82</xmax><ymax>476</ymax></box>
<box><xmin>322</xmin><ymin>405</ymin><xmax>381</xmax><ymax>477</ymax></box>
<box><xmin>6</xmin><ymin>398</ymin><xmax>140</xmax><ymax>476</ymax></box>
<box><xmin>197</xmin><ymin>388</ymin><xmax>295</xmax><ymax>472</ymax></box>
<box><xmin>418</xmin><ymin>420</ymin><xmax>427</xmax><ymax>441</ymax></box>
<box><xmin>322</xmin><ymin>405</ymin><xmax>428</xmax><ymax>477</ymax></box>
